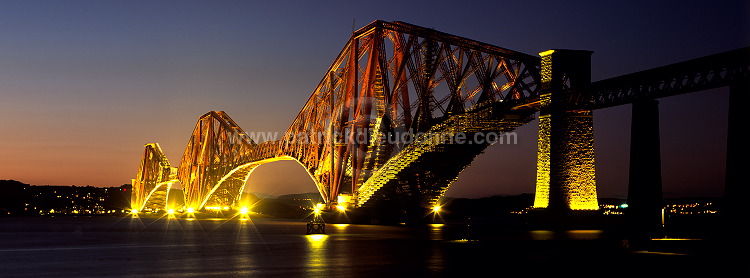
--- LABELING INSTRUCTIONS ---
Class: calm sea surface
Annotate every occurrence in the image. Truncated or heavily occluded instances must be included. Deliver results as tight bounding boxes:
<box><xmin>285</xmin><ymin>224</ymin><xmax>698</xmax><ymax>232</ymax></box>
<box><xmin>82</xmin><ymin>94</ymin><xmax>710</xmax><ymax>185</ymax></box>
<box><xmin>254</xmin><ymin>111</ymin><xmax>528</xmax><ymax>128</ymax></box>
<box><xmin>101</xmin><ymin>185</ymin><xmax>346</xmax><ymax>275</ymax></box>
<box><xmin>0</xmin><ymin>216</ymin><xmax>742</xmax><ymax>277</ymax></box>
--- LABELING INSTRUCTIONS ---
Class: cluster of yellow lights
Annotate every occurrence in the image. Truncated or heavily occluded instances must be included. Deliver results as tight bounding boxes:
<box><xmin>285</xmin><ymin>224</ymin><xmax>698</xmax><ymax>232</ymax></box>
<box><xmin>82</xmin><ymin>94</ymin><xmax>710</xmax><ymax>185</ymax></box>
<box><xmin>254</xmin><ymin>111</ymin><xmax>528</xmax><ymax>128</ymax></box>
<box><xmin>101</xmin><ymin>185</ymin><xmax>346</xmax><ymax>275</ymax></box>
<box><xmin>130</xmin><ymin>206</ymin><xmax>258</xmax><ymax>219</ymax></box>
<box><xmin>205</xmin><ymin>206</ymin><xmax>230</xmax><ymax>210</ymax></box>
<box><xmin>313</xmin><ymin>203</ymin><xmax>324</xmax><ymax>215</ymax></box>
<box><xmin>357</xmin><ymin>131</ymin><xmax>440</xmax><ymax>205</ymax></box>
<box><xmin>431</xmin><ymin>205</ymin><xmax>442</xmax><ymax>213</ymax></box>
<box><xmin>356</xmin><ymin>104</ymin><xmax>527</xmax><ymax>209</ymax></box>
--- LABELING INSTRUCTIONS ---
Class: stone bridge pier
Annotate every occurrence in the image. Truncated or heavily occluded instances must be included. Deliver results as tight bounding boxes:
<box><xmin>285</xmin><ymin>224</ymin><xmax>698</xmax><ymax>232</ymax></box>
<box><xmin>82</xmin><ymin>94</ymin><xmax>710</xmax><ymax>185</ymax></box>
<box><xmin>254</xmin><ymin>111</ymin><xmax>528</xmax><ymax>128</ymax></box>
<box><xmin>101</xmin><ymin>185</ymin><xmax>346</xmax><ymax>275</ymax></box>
<box><xmin>529</xmin><ymin>49</ymin><xmax>600</xmax><ymax>229</ymax></box>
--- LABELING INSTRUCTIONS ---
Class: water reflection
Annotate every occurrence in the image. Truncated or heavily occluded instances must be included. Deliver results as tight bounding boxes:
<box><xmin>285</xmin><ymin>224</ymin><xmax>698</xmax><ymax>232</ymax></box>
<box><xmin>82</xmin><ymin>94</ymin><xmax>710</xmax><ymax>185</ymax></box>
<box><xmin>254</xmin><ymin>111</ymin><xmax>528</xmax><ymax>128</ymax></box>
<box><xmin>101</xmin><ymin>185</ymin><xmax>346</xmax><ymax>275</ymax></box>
<box><xmin>529</xmin><ymin>230</ymin><xmax>556</xmax><ymax>240</ymax></box>
<box><xmin>305</xmin><ymin>234</ymin><xmax>329</xmax><ymax>277</ymax></box>
<box><xmin>427</xmin><ymin>224</ymin><xmax>445</xmax><ymax>241</ymax></box>
<box><xmin>427</xmin><ymin>225</ymin><xmax>445</xmax><ymax>273</ymax></box>
<box><xmin>5</xmin><ymin>217</ymin><xmax>684</xmax><ymax>277</ymax></box>
<box><xmin>529</xmin><ymin>230</ymin><xmax>604</xmax><ymax>240</ymax></box>
<box><xmin>331</xmin><ymin>224</ymin><xmax>350</xmax><ymax>229</ymax></box>
<box><xmin>566</xmin><ymin>230</ymin><xmax>603</xmax><ymax>240</ymax></box>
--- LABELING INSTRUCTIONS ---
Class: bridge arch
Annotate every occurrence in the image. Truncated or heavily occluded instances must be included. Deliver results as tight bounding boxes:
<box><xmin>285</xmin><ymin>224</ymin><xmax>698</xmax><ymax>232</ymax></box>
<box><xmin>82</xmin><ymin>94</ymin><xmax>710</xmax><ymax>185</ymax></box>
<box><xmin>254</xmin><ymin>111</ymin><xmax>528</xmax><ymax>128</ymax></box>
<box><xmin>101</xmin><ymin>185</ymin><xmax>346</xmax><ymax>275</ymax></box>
<box><xmin>133</xmin><ymin>20</ymin><xmax>544</xmax><ymax>214</ymax></box>
<box><xmin>131</xmin><ymin>143</ymin><xmax>177</xmax><ymax>212</ymax></box>
<box><xmin>197</xmin><ymin>156</ymin><xmax>323</xmax><ymax>211</ymax></box>
<box><xmin>130</xmin><ymin>20</ymin><xmax>749</xmax><ymax>230</ymax></box>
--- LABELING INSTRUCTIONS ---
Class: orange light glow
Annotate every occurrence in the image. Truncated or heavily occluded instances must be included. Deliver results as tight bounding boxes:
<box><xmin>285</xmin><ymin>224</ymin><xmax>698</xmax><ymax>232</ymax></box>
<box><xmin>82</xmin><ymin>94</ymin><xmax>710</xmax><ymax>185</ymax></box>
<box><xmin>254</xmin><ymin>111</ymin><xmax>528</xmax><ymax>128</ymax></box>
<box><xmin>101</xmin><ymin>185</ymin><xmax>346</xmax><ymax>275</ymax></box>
<box><xmin>431</xmin><ymin>205</ymin><xmax>441</xmax><ymax>213</ymax></box>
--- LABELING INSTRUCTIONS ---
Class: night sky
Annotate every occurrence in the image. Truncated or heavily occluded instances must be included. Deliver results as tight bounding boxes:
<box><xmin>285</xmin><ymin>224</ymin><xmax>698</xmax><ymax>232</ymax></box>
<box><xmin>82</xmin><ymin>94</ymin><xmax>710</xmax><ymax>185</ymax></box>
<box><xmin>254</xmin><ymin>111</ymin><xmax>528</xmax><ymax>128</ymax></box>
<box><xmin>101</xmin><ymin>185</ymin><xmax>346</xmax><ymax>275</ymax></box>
<box><xmin>1</xmin><ymin>1</ymin><xmax>747</xmax><ymax>199</ymax></box>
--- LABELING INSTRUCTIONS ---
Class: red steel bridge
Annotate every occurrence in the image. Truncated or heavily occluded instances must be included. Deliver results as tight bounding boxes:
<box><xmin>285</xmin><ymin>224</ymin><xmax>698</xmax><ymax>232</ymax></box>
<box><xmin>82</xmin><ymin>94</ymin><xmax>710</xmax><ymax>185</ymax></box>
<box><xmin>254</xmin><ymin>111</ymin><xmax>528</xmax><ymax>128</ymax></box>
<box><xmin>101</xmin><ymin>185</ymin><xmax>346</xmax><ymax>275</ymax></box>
<box><xmin>131</xmin><ymin>20</ymin><xmax>749</xmax><ymax>228</ymax></box>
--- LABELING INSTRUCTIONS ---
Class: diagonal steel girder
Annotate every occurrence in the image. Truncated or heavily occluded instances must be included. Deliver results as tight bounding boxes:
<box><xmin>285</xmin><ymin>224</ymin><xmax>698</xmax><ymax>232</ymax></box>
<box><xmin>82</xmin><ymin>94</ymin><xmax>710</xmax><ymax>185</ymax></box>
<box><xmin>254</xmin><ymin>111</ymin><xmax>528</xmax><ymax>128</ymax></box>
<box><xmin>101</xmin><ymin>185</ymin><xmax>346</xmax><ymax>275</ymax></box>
<box><xmin>133</xmin><ymin>20</ymin><xmax>543</xmax><ymax>211</ymax></box>
<box><xmin>131</xmin><ymin>143</ymin><xmax>176</xmax><ymax>211</ymax></box>
<box><xmin>281</xmin><ymin>20</ymin><xmax>542</xmax><ymax>209</ymax></box>
<box><xmin>133</xmin><ymin>21</ymin><xmax>749</xmax><ymax>213</ymax></box>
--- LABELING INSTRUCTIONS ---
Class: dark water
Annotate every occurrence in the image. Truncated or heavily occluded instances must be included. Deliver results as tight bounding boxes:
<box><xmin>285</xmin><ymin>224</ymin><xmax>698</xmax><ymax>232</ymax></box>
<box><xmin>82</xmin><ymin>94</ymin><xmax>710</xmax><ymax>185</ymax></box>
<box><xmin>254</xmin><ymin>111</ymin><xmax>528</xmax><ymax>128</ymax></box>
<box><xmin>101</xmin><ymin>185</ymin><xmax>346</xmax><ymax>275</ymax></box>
<box><xmin>0</xmin><ymin>216</ymin><xmax>743</xmax><ymax>277</ymax></box>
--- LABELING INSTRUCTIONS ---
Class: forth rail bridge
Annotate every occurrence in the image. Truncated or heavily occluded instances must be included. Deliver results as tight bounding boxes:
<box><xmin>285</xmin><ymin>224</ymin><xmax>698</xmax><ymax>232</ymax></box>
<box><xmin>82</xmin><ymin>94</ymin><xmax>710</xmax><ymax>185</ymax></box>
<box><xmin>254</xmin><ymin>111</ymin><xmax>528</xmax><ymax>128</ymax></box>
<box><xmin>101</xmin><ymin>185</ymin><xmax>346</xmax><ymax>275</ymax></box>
<box><xmin>131</xmin><ymin>20</ymin><xmax>749</xmax><ymax>235</ymax></box>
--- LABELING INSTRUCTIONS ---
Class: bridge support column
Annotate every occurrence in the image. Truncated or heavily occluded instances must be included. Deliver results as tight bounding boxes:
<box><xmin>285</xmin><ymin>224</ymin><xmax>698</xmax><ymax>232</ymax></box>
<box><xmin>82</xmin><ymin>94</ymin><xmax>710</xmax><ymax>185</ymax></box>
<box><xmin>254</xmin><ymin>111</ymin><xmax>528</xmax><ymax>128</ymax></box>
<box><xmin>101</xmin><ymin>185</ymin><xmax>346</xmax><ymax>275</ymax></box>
<box><xmin>626</xmin><ymin>99</ymin><xmax>664</xmax><ymax>246</ymax></box>
<box><xmin>531</xmin><ymin>49</ymin><xmax>599</xmax><ymax>229</ymax></box>
<box><xmin>724</xmin><ymin>80</ymin><xmax>750</xmax><ymax>233</ymax></box>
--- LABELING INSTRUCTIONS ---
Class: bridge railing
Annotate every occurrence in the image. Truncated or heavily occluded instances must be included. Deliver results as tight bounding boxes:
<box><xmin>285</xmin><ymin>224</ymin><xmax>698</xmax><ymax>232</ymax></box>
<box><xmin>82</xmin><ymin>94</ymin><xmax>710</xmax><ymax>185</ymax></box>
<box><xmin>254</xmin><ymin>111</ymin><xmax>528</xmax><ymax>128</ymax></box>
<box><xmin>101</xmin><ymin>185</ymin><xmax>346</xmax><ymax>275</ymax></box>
<box><xmin>580</xmin><ymin>47</ymin><xmax>750</xmax><ymax>110</ymax></box>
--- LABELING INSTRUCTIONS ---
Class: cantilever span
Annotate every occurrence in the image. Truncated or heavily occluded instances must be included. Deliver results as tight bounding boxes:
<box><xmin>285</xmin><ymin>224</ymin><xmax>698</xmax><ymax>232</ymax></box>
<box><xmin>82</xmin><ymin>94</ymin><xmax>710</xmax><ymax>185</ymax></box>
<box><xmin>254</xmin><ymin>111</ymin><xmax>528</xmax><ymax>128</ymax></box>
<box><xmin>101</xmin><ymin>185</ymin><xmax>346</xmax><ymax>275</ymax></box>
<box><xmin>279</xmin><ymin>20</ymin><xmax>543</xmax><ymax>211</ymax></box>
<box><xmin>132</xmin><ymin>20</ymin><xmax>545</xmax><ymax>213</ymax></box>
<box><xmin>131</xmin><ymin>143</ymin><xmax>177</xmax><ymax>212</ymax></box>
<box><xmin>133</xmin><ymin>21</ymin><xmax>747</xmax><ymax>218</ymax></box>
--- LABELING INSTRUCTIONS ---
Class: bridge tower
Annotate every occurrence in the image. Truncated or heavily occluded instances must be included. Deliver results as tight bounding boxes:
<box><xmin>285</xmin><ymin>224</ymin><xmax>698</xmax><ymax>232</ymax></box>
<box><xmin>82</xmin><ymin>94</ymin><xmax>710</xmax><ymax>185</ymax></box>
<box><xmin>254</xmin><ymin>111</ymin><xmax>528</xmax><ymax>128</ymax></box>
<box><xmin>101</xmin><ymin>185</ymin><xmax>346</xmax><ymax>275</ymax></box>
<box><xmin>532</xmin><ymin>49</ymin><xmax>599</xmax><ymax>227</ymax></box>
<box><xmin>626</xmin><ymin>99</ymin><xmax>664</xmax><ymax>244</ymax></box>
<box><xmin>724</xmin><ymin>79</ymin><xmax>750</xmax><ymax>233</ymax></box>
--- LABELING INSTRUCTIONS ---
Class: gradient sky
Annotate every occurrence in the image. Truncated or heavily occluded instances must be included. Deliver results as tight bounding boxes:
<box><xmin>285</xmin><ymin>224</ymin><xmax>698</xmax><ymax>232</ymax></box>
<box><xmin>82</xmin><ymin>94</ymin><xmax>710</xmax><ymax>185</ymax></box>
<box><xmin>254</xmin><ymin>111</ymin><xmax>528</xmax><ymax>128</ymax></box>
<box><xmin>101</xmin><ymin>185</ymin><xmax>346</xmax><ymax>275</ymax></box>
<box><xmin>1</xmin><ymin>1</ymin><xmax>747</xmax><ymax>199</ymax></box>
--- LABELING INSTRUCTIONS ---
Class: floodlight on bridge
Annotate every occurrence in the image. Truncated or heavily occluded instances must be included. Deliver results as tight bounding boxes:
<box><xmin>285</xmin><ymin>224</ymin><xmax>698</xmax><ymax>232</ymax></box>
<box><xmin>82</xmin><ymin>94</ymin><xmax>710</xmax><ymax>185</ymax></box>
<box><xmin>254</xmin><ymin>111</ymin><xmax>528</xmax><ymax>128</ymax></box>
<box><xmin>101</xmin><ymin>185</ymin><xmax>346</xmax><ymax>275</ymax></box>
<box><xmin>131</xmin><ymin>20</ymin><xmax>543</xmax><ymax>216</ymax></box>
<box><xmin>131</xmin><ymin>143</ymin><xmax>177</xmax><ymax>212</ymax></box>
<box><xmin>134</xmin><ymin>21</ymin><xmax>748</xmax><ymax>219</ymax></box>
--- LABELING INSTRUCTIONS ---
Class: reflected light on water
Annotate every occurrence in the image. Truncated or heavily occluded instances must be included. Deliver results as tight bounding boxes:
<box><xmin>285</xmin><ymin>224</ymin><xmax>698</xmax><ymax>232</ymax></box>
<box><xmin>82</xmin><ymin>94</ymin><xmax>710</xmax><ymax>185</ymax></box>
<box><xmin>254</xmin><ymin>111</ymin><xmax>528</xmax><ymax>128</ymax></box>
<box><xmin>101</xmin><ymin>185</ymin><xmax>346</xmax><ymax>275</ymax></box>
<box><xmin>307</xmin><ymin>234</ymin><xmax>328</xmax><ymax>243</ymax></box>
<box><xmin>529</xmin><ymin>230</ymin><xmax>555</xmax><ymax>240</ymax></box>
<box><xmin>428</xmin><ymin>223</ymin><xmax>445</xmax><ymax>241</ymax></box>
<box><xmin>565</xmin><ymin>230</ymin><xmax>603</xmax><ymax>240</ymax></box>
<box><xmin>305</xmin><ymin>234</ymin><xmax>329</xmax><ymax>276</ymax></box>
<box><xmin>427</xmin><ymin>224</ymin><xmax>446</xmax><ymax>273</ymax></box>
<box><xmin>529</xmin><ymin>230</ymin><xmax>604</xmax><ymax>240</ymax></box>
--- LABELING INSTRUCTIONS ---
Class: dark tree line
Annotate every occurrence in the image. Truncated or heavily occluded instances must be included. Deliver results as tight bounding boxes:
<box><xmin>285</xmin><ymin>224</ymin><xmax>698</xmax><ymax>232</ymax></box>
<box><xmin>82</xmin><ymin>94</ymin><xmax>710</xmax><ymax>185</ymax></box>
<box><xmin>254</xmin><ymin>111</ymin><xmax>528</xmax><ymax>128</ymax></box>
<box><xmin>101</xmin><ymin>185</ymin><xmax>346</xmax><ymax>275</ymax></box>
<box><xmin>0</xmin><ymin>180</ymin><xmax>131</xmax><ymax>216</ymax></box>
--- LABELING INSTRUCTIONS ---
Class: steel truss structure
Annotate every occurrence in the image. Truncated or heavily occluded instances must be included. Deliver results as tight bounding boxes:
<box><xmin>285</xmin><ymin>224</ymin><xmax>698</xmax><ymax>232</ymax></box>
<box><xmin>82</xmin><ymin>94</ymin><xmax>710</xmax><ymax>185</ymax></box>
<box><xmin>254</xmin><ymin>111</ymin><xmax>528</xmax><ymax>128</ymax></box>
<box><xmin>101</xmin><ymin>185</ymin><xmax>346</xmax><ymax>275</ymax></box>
<box><xmin>581</xmin><ymin>47</ymin><xmax>750</xmax><ymax>110</ymax></box>
<box><xmin>131</xmin><ymin>20</ymin><xmax>749</xmax><ymax>215</ymax></box>
<box><xmin>281</xmin><ymin>21</ymin><xmax>541</xmax><ymax>210</ymax></box>
<box><xmin>131</xmin><ymin>143</ymin><xmax>176</xmax><ymax>211</ymax></box>
<box><xmin>132</xmin><ymin>20</ymin><xmax>542</xmax><ymax>212</ymax></box>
